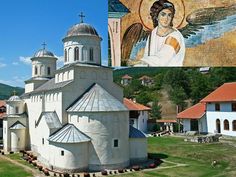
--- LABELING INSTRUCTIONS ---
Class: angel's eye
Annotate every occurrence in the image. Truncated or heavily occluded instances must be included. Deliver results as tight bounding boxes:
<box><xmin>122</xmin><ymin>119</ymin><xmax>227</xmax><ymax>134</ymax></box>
<box><xmin>160</xmin><ymin>12</ymin><xmax>166</xmax><ymax>17</ymax></box>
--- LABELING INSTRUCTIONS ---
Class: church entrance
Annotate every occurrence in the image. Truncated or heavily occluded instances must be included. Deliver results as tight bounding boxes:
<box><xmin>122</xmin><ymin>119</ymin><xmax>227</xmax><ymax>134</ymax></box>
<box><xmin>216</xmin><ymin>119</ymin><xmax>221</xmax><ymax>133</ymax></box>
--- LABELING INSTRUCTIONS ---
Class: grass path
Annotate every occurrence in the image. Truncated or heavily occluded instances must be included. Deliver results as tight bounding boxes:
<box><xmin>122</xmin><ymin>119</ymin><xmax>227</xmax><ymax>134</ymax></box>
<box><xmin>0</xmin><ymin>155</ymin><xmax>44</xmax><ymax>177</ymax></box>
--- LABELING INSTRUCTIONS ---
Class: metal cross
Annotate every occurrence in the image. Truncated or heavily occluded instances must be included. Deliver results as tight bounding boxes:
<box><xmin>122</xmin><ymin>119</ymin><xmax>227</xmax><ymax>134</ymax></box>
<box><xmin>79</xmin><ymin>12</ymin><xmax>85</xmax><ymax>23</ymax></box>
<box><xmin>42</xmin><ymin>42</ymin><xmax>47</xmax><ymax>50</ymax></box>
<box><xmin>13</xmin><ymin>90</ymin><xmax>16</xmax><ymax>96</ymax></box>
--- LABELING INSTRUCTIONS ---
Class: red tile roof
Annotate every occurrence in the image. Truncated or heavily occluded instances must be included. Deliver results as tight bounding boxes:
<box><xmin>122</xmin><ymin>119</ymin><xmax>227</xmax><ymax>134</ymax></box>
<box><xmin>139</xmin><ymin>75</ymin><xmax>151</xmax><ymax>80</ymax></box>
<box><xmin>123</xmin><ymin>98</ymin><xmax>151</xmax><ymax>111</ymax></box>
<box><xmin>122</xmin><ymin>74</ymin><xmax>132</xmax><ymax>79</ymax></box>
<box><xmin>201</xmin><ymin>82</ymin><xmax>236</xmax><ymax>102</ymax></box>
<box><xmin>157</xmin><ymin>119</ymin><xmax>177</xmax><ymax>123</ymax></box>
<box><xmin>177</xmin><ymin>103</ymin><xmax>206</xmax><ymax>119</ymax></box>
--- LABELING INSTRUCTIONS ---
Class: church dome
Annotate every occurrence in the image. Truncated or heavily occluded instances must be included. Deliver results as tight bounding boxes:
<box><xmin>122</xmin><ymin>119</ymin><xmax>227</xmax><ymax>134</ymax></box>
<box><xmin>66</xmin><ymin>23</ymin><xmax>99</xmax><ymax>37</ymax></box>
<box><xmin>8</xmin><ymin>95</ymin><xmax>21</xmax><ymax>102</ymax></box>
<box><xmin>34</xmin><ymin>49</ymin><xmax>55</xmax><ymax>58</ymax></box>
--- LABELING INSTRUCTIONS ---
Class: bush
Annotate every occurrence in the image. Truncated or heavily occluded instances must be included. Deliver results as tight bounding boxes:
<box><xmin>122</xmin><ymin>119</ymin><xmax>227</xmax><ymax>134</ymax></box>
<box><xmin>43</xmin><ymin>169</ymin><xmax>50</xmax><ymax>176</ymax></box>
<box><xmin>9</xmin><ymin>151</ymin><xmax>14</xmax><ymax>154</ymax></box>
<box><xmin>84</xmin><ymin>173</ymin><xmax>90</xmax><ymax>177</ymax></box>
<box><xmin>118</xmin><ymin>168</ymin><xmax>124</xmax><ymax>173</ymax></box>
<box><xmin>132</xmin><ymin>165</ymin><xmax>140</xmax><ymax>171</ymax></box>
<box><xmin>101</xmin><ymin>170</ymin><xmax>108</xmax><ymax>175</ymax></box>
<box><xmin>152</xmin><ymin>124</ymin><xmax>160</xmax><ymax>132</ymax></box>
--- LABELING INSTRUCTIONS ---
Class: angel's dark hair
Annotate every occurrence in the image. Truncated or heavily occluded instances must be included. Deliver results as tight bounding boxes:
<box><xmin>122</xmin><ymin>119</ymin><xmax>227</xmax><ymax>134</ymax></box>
<box><xmin>150</xmin><ymin>0</ymin><xmax>175</xmax><ymax>28</ymax></box>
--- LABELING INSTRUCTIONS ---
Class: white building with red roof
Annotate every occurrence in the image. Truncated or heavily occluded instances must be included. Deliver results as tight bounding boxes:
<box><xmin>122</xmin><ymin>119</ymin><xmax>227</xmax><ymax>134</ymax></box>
<box><xmin>121</xmin><ymin>74</ymin><xmax>132</xmax><ymax>86</ymax></box>
<box><xmin>123</xmin><ymin>98</ymin><xmax>151</xmax><ymax>132</ymax></box>
<box><xmin>178</xmin><ymin>82</ymin><xmax>236</xmax><ymax>136</ymax></box>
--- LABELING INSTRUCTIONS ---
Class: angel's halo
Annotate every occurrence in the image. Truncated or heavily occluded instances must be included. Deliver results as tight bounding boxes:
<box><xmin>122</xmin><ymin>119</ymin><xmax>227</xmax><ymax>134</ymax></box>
<box><xmin>138</xmin><ymin>0</ymin><xmax>186</xmax><ymax>30</ymax></box>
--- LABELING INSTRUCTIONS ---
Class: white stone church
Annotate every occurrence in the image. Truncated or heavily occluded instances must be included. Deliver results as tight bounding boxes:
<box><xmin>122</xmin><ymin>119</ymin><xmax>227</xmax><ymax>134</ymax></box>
<box><xmin>3</xmin><ymin>20</ymin><xmax>147</xmax><ymax>172</ymax></box>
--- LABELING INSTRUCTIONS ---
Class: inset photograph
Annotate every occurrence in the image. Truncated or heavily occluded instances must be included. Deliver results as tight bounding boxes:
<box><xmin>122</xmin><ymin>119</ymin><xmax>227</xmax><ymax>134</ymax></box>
<box><xmin>108</xmin><ymin>0</ymin><xmax>236</xmax><ymax>67</ymax></box>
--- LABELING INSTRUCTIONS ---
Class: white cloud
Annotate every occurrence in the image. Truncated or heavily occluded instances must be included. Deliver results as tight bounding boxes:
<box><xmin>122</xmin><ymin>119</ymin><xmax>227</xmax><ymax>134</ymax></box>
<box><xmin>0</xmin><ymin>62</ymin><xmax>6</xmax><ymax>68</ymax></box>
<box><xmin>56</xmin><ymin>55</ymin><xmax>64</xmax><ymax>68</ymax></box>
<box><xmin>0</xmin><ymin>76</ymin><xmax>27</xmax><ymax>87</ymax></box>
<box><xmin>102</xmin><ymin>58</ymin><xmax>108</xmax><ymax>66</ymax></box>
<box><xmin>19</xmin><ymin>56</ymin><xmax>31</xmax><ymax>65</ymax></box>
<box><xmin>12</xmin><ymin>62</ymin><xmax>19</xmax><ymax>65</ymax></box>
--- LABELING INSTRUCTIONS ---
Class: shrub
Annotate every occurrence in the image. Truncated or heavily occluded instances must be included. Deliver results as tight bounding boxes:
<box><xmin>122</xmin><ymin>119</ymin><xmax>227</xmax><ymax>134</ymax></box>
<box><xmin>149</xmin><ymin>163</ymin><xmax>157</xmax><ymax>168</ymax></box>
<box><xmin>9</xmin><ymin>151</ymin><xmax>14</xmax><ymax>154</ymax></box>
<box><xmin>84</xmin><ymin>173</ymin><xmax>90</xmax><ymax>177</ymax></box>
<box><xmin>132</xmin><ymin>165</ymin><xmax>140</xmax><ymax>171</ymax></box>
<box><xmin>43</xmin><ymin>169</ymin><xmax>50</xmax><ymax>176</ymax></box>
<box><xmin>101</xmin><ymin>170</ymin><xmax>108</xmax><ymax>175</ymax></box>
<box><xmin>118</xmin><ymin>168</ymin><xmax>124</xmax><ymax>173</ymax></box>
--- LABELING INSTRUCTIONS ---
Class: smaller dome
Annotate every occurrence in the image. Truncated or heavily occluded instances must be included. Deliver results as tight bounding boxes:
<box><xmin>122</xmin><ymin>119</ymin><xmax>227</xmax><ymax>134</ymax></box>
<box><xmin>34</xmin><ymin>49</ymin><xmax>55</xmax><ymax>57</ymax></box>
<box><xmin>8</xmin><ymin>95</ymin><xmax>21</xmax><ymax>102</ymax></box>
<box><xmin>66</xmin><ymin>23</ymin><xmax>99</xmax><ymax>37</ymax></box>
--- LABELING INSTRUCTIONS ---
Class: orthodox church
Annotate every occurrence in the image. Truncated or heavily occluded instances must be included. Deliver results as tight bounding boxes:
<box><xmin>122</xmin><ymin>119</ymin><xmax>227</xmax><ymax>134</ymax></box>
<box><xmin>2</xmin><ymin>19</ymin><xmax>147</xmax><ymax>172</ymax></box>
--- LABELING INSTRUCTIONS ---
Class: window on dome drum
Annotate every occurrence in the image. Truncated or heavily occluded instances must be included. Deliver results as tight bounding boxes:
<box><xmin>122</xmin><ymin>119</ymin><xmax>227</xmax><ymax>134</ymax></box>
<box><xmin>232</xmin><ymin>103</ymin><xmax>236</xmax><ymax>111</ymax></box>
<box><xmin>74</xmin><ymin>47</ymin><xmax>79</xmax><ymax>61</ymax></box>
<box><xmin>64</xmin><ymin>49</ymin><xmax>67</xmax><ymax>62</ymax></box>
<box><xmin>215</xmin><ymin>103</ymin><xmax>220</xmax><ymax>111</ymax></box>
<box><xmin>233</xmin><ymin>120</ymin><xmax>236</xmax><ymax>131</ymax></box>
<box><xmin>114</xmin><ymin>139</ymin><xmax>119</xmax><ymax>147</ymax></box>
<box><xmin>224</xmin><ymin>119</ymin><xmax>229</xmax><ymax>130</ymax></box>
<box><xmin>42</xmin><ymin>138</ymin><xmax>44</xmax><ymax>145</ymax></box>
<box><xmin>89</xmin><ymin>48</ymin><xmax>93</xmax><ymax>61</ymax></box>
<box><xmin>47</xmin><ymin>67</ymin><xmax>51</xmax><ymax>75</ymax></box>
<box><xmin>35</xmin><ymin>66</ymin><xmax>38</xmax><ymax>75</ymax></box>
<box><xmin>15</xmin><ymin>106</ymin><xmax>19</xmax><ymax>114</ymax></box>
<box><xmin>61</xmin><ymin>150</ymin><xmax>64</xmax><ymax>156</ymax></box>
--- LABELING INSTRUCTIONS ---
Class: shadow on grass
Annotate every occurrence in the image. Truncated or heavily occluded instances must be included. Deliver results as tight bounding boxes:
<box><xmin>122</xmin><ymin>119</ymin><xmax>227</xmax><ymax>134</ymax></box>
<box><xmin>148</xmin><ymin>153</ymin><xmax>168</xmax><ymax>159</ymax></box>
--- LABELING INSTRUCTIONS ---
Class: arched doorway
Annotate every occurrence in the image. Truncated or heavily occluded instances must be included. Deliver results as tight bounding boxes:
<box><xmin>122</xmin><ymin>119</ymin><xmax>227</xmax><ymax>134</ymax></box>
<box><xmin>216</xmin><ymin>119</ymin><xmax>221</xmax><ymax>133</ymax></box>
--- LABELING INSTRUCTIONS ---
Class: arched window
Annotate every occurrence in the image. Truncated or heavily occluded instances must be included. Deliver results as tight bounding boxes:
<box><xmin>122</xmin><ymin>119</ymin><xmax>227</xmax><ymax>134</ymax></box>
<box><xmin>82</xmin><ymin>47</ymin><xmax>87</xmax><ymax>61</ymax></box>
<box><xmin>224</xmin><ymin>119</ymin><xmax>229</xmax><ymax>130</ymax></box>
<box><xmin>89</xmin><ymin>48</ymin><xmax>93</xmax><ymax>61</ymax></box>
<box><xmin>233</xmin><ymin>120</ymin><xmax>236</xmax><ymax>131</ymax></box>
<box><xmin>74</xmin><ymin>47</ymin><xmax>79</xmax><ymax>61</ymax></box>
<box><xmin>68</xmin><ymin>47</ymin><xmax>72</xmax><ymax>61</ymax></box>
<box><xmin>35</xmin><ymin>66</ymin><xmax>38</xmax><ymax>75</ymax></box>
<box><xmin>47</xmin><ymin>67</ymin><xmax>51</xmax><ymax>75</ymax></box>
<box><xmin>64</xmin><ymin>49</ymin><xmax>67</xmax><ymax>62</ymax></box>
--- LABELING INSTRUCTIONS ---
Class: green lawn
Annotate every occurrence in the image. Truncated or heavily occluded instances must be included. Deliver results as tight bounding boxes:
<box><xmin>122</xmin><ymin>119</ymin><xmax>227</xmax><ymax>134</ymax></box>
<box><xmin>115</xmin><ymin>136</ymin><xmax>236</xmax><ymax>177</ymax></box>
<box><xmin>0</xmin><ymin>156</ymin><xmax>32</xmax><ymax>177</ymax></box>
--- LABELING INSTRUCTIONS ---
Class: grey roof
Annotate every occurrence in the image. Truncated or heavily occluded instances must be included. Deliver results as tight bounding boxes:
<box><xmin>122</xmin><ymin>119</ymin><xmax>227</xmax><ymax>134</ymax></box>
<box><xmin>32</xmin><ymin>78</ymin><xmax>72</xmax><ymax>93</ymax></box>
<box><xmin>36</xmin><ymin>112</ymin><xmax>62</xmax><ymax>129</ymax></box>
<box><xmin>48</xmin><ymin>124</ymin><xmax>91</xmax><ymax>143</ymax></box>
<box><xmin>129</xmin><ymin>126</ymin><xmax>147</xmax><ymax>138</ymax></box>
<box><xmin>8</xmin><ymin>95</ymin><xmax>22</xmax><ymax>102</ymax></box>
<box><xmin>65</xmin><ymin>23</ymin><xmax>99</xmax><ymax>38</ymax></box>
<box><xmin>67</xmin><ymin>83</ymin><xmax>128</xmax><ymax>112</ymax></box>
<box><xmin>34</xmin><ymin>49</ymin><xmax>55</xmax><ymax>57</ymax></box>
<box><xmin>10</xmin><ymin>121</ymin><xmax>26</xmax><ymax>129</ymax></box>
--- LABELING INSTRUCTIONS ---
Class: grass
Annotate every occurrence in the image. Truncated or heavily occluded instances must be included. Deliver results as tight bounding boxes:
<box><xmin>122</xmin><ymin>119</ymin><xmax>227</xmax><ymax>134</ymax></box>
<box><xmin>6</xmin><ymin>153</ymin><xmax>35</xmax><ymax>169</ymax></box>
<box><xmin>114</xmin><ymin>136</ymin><xmax>236</xmax><ymax>177</ymax></box>
<box><xmin>0</xmin><ymin>155</ymin><xmax>32</xmax><ymax>177</ymax></box>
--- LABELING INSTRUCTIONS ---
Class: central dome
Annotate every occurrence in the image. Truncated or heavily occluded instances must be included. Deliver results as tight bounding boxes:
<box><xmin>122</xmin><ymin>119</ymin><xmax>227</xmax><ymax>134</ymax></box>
<box><xmin>66</xmin><ymin>23</ymin><xmax>99</xmax><ymax>37</ymax></box>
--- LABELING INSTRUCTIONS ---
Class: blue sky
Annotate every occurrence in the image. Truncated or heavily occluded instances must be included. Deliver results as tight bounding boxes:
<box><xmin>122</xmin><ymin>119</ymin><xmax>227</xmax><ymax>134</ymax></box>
<box><xmin>0</xmin><ymin>0</ymin><xmax>108</xmax><ymax>87</ymax></box>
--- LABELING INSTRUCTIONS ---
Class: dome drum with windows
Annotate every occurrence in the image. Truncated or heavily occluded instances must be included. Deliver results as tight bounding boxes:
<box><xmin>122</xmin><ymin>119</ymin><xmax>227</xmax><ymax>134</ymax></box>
<box><xmin>62</xmin><ymin>20</ymin><xmax>102</xmax><ymax>66</ymax></box>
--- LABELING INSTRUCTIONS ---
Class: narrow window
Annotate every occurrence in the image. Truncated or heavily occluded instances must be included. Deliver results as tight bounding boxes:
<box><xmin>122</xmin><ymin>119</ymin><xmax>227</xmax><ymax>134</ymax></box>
<box><xmin>64</xmin><ymin>49</ymin><xmax>67</xmax><ymax>62</ymax></box>
<box><xmin>35</xmin><ymin>66</ymin><xmax>38</xmax><ymax>75</ymax></box>
<box><xmin>232</xmin><ymin>103</ymin><xmax>236</xmax><ymax>111</ymax></box>
<box><xmin>215</xmin><ymin>103</ymin><xmax>220</xmax><ymax>111</ymax></box>
<box><xmin>233</xmin><ymin>120</ymin><xmax>236</xmax><ymax>131</ymax></box>
<box><xmin>61</xmin><ymin>150</ymin><xmax>64</xmax><ymax>156</ymax></box>
<box><xmin>74</xmin><ymin>47</ymin><xmax>79</xmax><ymax>61</ymax></box>
<box><xmin>47</xmin><ymin>67</ymin><xmax>51</xmax><ymax>75</ymax></box>
<box><xmin>224</xmin><ymin>119</ymin><xmax>229</xmax><ymax>130</ymax></box>
<box><xmin>42</xmin><ymin>138</ymin><xmax>44</xmax><ymax>145</ymax></box>
<box><xmin>89</xmin><ymin>48</ymin><xmax>93</xmax><ymax>61</ymax></box>
<box><xmin>15</xmin><ymin>107</ymin><xmax>19</xmax><ymax>114</ymax></box>
<box><xmin>116</xmin><ymin>22</ymin><xmax>118</xmax><ymax>33</ymax></box>
<box><xmin>114</xmin><ymin>139</ymin><xmax>118</xmax><ymax>147</ymax></box>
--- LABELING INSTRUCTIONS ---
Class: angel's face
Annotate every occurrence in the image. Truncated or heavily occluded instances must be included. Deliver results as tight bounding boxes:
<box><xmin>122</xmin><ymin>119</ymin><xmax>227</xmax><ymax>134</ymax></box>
<box><xmin>158</xmin><ymin>8</ymin><xmax>173</xmax><ymax>28</ymax></box>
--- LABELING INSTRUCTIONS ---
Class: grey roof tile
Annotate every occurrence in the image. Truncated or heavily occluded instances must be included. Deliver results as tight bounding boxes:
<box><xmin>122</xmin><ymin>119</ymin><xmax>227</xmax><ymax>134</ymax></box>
<box><xmin>129</xmin><ymin>125</ymin><xmax>147</xmax><ymax>138</ymax></box>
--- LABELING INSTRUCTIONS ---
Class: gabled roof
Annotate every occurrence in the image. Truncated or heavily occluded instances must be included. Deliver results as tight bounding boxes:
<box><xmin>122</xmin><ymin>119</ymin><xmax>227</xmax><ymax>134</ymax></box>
<box><xmin>10</xmin><ymin>121</ymin><xmax>26</xmax><ymax>129</ymax></box>
<box><xmin>36</xmin><ymin>112</ymin><xmax>62</xmax><ymax>129</ymax></box>
<box><xmin>129</xmin><ymin>125</ymin><xmax>146</xmax><ymax>138</ymax></box>
<box><xmin>122</xmin><ymin>74</ymin><xmax>132</xmax><ymax>79</ymax></box>
<box><xmin>123</xmin><ymin>98</ymin><xmax>151</xmax><ymax>111</ymax></box>
<box><xmin>67</xmin><ymin>83</ymin><xmax>128</xmax><ymax>112</ymax></box>
<box><xmin>177</xmin><ymin>103</ymin><xmax>206</xmax><ymax>119</ymax></box>
<box><xmin>201</xmin><ymin>82</ymin><xmax>236</xmax><ymax>102</ymax></box>
<box><xmin>48</xmin><ymin>124</ymin><xmax>91</xmax><ymax>143</ymax></box>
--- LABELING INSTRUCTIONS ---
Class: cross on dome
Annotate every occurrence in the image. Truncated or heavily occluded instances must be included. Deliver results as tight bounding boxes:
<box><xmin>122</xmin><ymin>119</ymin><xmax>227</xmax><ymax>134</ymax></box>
<box><xmin>79</xmin><ymin>12</ymin><xmax>85</xmax><ymax>23</ymax></box>
<box><xmin>42</xmin><ymin>42</ymin><xmax>47</xmax><ymax>50</ymax></box>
